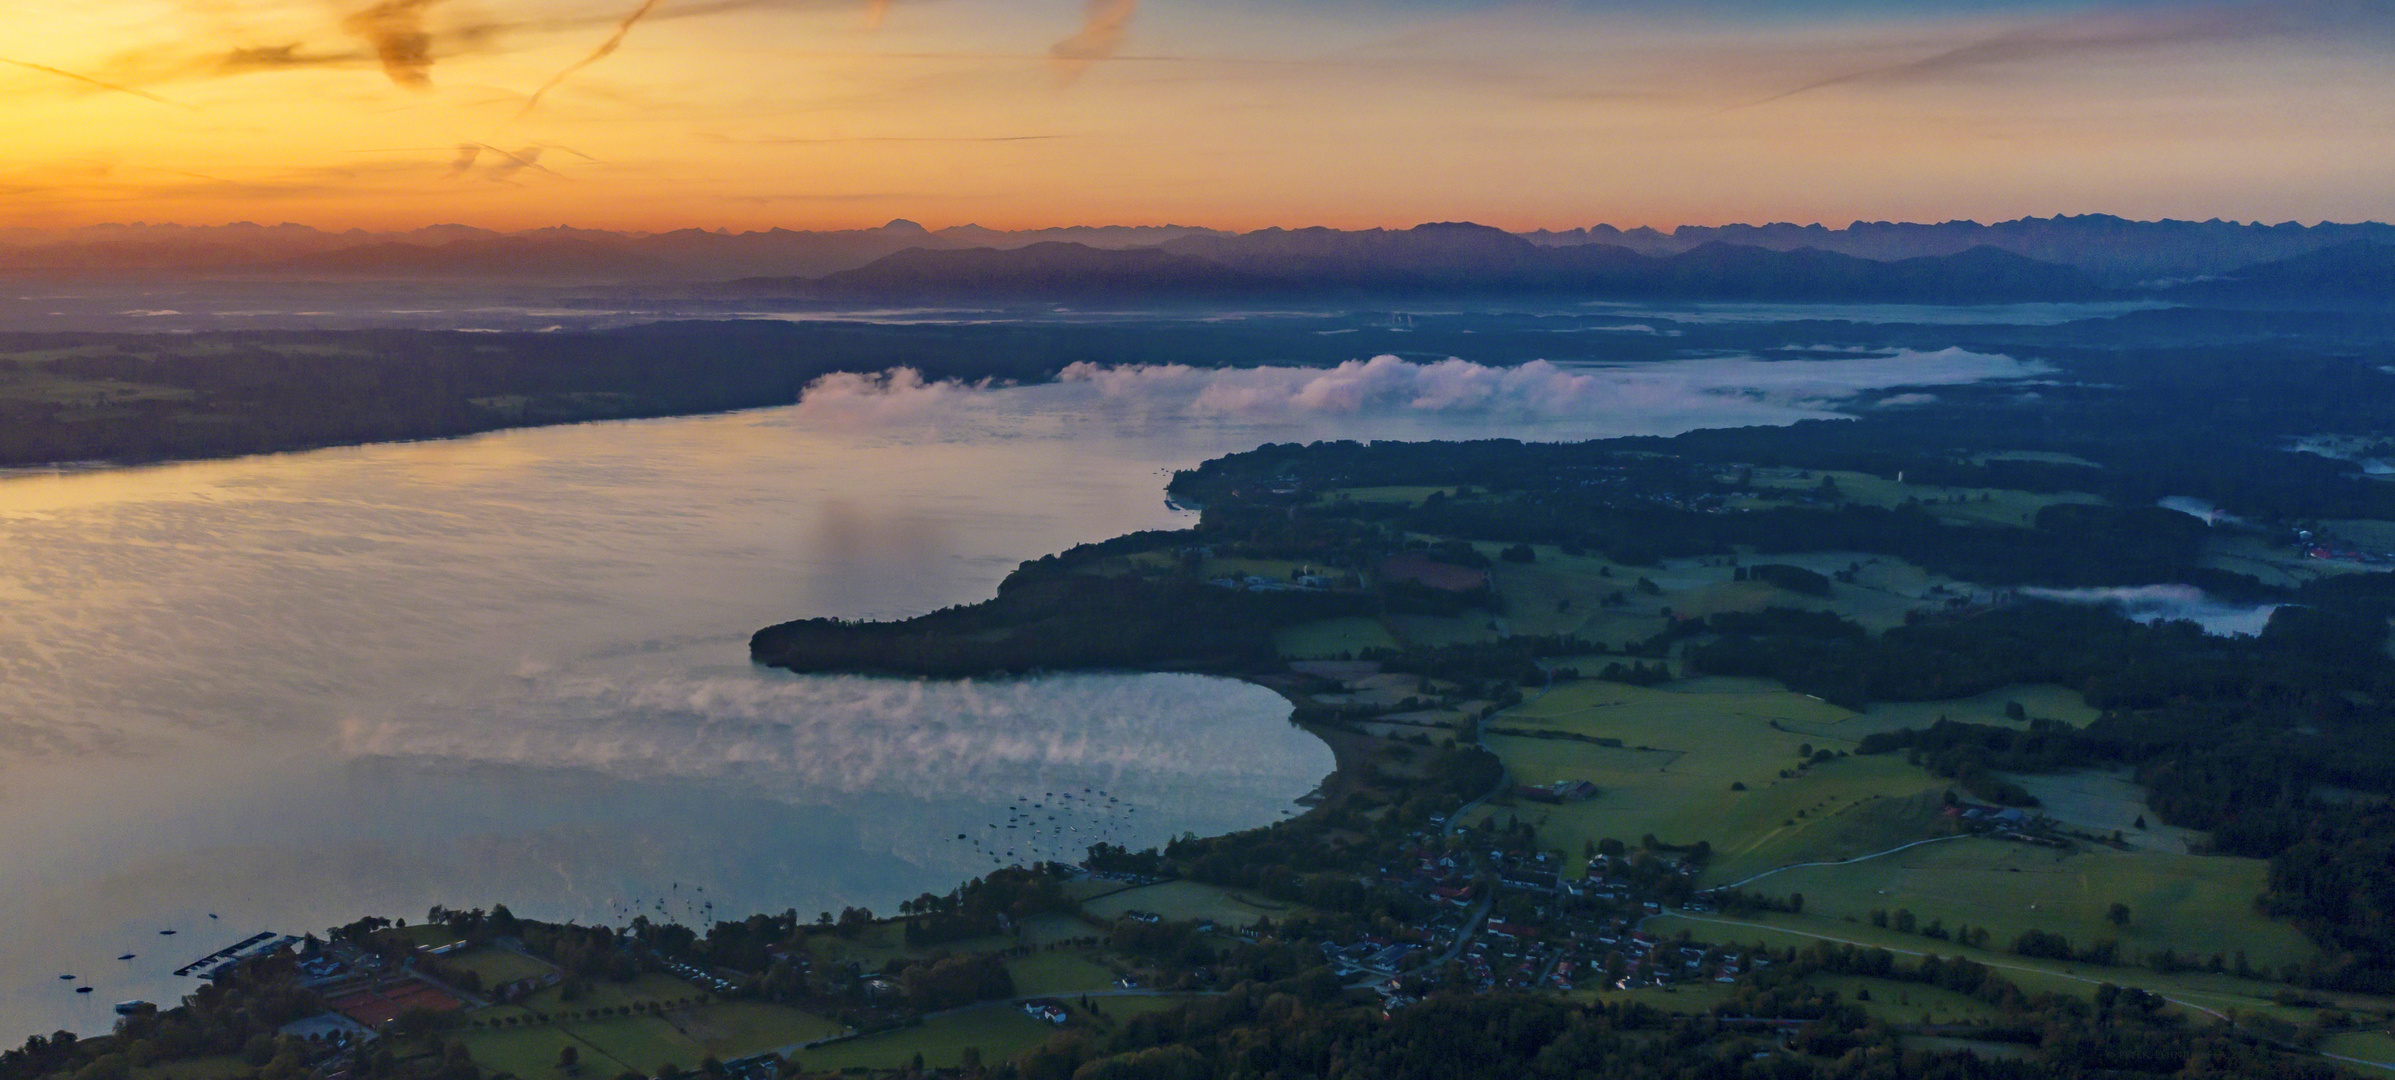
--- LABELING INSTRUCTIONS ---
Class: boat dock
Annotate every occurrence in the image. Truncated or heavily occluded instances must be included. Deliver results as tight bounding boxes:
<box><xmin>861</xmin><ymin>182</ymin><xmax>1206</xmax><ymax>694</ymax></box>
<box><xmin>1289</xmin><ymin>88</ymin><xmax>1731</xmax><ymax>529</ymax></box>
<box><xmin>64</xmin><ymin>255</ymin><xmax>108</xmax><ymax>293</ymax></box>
<box><xmin>175</xmin><ymin>932</ymin><xmax>299</xmax><ymax>980</ymax></box>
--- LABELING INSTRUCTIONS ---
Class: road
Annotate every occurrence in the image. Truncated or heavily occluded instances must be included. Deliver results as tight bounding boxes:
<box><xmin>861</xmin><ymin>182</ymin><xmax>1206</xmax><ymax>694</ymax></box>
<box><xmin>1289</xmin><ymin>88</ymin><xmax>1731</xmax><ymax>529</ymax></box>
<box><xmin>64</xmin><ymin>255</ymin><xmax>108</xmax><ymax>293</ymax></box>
<box><xmin>1714</xmin><ymin>834</ymin><xmax>1971</xmax><ymax>890</ymax></box>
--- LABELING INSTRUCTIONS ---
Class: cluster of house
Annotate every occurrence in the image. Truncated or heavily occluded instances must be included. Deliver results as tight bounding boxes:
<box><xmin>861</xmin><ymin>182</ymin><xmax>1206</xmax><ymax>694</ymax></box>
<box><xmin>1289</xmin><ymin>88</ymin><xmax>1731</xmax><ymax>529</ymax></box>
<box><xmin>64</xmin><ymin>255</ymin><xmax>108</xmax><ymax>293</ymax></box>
<box><xmin>1019</xmin><ymin>998</ymin><xmax>1071</xmax><ymax>1025</ymax></box>
<box><xmin>1321</xmin><ymin>934</ymin><xmax>1420</xmax><ymax>976</ymax></box>
<box><xmin>1205</xmin><ymin>571</ymin><xmax>1339</xmax><ymax>592</ymax></box>
<box><xmin>2302</xmin><ymin>544</ymin><xmax>2393</xmax><ymax>565</ymax></box>
<box><xmin>1341</xmin><ymin>833</ymin><xmax>1737</xmax><ymax>1001</ymax></box>
<box><xmin>1079</xmin><ymin>867</ymin><xmax>1169</xmax><ymax>887</ymax></box>
<box><xmin>1942</xmin><ymin>802</ymin><xmax>2068</xmax><ymax>847</ymax></box>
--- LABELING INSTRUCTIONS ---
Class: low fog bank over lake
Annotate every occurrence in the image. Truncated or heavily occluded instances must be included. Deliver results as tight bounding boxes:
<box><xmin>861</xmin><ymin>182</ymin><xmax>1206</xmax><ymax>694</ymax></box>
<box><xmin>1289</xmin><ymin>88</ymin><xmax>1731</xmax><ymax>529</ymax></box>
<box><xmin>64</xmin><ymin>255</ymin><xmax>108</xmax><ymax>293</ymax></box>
<box><xmin>0</xmin><ymin>348</ymin><xmax>2050</xmax><ymax>1032</ymax></box>
<box><xmin>2021</xmin><ymin>585</ymin><xmax>2282</xmax><ymax>637</ymax></box>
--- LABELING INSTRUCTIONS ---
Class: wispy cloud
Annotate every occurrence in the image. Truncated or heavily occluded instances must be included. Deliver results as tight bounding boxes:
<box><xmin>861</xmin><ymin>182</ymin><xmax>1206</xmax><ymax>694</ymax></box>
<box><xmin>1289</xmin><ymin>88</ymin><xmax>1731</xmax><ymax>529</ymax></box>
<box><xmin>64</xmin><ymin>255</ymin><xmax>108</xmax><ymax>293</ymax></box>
<box><xmin>702</xmin><ymin>133</ymin><xmax>1070</xmax><ymax>145</ymax></box>
<box><xmin>1050</xmin><ymin>0</ymin><xmax>1139</xmax><ymax>82</ymax></box>
<box><xmin>1725</xmin><ymin>2</ymin><xmax>2386</xmax><ymax>112</ymax></box>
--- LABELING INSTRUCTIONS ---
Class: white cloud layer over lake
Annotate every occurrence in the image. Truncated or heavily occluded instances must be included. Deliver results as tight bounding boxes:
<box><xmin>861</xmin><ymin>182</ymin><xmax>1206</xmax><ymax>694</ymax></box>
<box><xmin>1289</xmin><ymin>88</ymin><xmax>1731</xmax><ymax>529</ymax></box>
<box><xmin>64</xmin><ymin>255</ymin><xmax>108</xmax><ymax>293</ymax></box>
<box><xmin>793</xmin><ymin>350</ymin><xmax>2053</xmax><ymax>433</ymax></box>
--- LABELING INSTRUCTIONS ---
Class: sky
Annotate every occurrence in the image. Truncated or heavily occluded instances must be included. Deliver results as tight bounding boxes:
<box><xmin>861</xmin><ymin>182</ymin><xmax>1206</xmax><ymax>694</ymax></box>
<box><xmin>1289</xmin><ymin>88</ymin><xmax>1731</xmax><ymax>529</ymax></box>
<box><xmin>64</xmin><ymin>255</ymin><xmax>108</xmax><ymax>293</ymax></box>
<box><xmin>2</xmin><ymin>0</ymin><xmax>2392</xmax><ymax>232</ymax></box>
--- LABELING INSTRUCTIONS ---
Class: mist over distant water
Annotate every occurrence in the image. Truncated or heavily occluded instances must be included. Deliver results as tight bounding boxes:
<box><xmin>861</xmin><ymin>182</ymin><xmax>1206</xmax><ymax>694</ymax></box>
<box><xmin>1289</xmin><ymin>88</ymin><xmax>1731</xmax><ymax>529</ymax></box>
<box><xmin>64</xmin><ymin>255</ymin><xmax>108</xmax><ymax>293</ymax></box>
<box><xmin>2022</xmin><ymin>585</ymin><xmax>2280</xmax><ymax>637</ymax></box>
<box><xmin>0</xmin><ymin>335</ymin><xmax>2051</xmax><ymax>1034</ymax></box>
<box><xmin>794</xmin><ymin>350</ymin><xmax>2049</xmax><ymax>431</ymax></box>
<box><xmin>2156</xmin><ymin>496</ymin><xmax>2243</xmax><ymax>525</ymax></box>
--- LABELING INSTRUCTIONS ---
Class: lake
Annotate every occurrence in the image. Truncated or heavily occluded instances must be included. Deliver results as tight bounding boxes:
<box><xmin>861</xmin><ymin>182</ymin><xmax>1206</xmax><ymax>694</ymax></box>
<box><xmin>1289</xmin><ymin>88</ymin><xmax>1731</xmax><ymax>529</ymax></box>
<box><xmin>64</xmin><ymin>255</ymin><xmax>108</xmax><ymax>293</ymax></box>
<box><xmin>0</xmin><ymin>348</ymin><xmax>2046</xmax><ymax>1032</ymax></box>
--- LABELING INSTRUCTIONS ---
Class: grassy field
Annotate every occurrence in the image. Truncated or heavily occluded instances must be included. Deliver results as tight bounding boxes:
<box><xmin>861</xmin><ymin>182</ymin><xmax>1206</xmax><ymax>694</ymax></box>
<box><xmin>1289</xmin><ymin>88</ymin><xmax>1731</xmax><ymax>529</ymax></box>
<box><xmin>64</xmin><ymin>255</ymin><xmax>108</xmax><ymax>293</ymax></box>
<box><xmin>1483</xmin><ymin>549</ymin><xmax>1661</xmax><ymax>637</ymax></box>
<box><xmin>1274</xmin><ymin>616</ymin><xmax>1402</xmax><ymax>659</ymax></box>
<box><xmin>1747</xmin><ymin>468</ymin><xmax>2105</xmax><ymax>528</ymax></box>
<box><xmin>789</xmin><ymin>1005</ymin><xmax>1062</xmax><ymax>1071</ymax></box>
<box><xmin>663</xmin><ymin>1001</ymin><xmax>844</xmax><ymax>1056</ymax></box>
<box><xmin>443</xmin><ymin>945</ymin><xmax>559</xmax><ymax>986</ymax></box>
<box><xmin>1970</xmin><ymin>451</ymin><xmax>2103</xmax><ymax>469</ymax></box>
<box><xmin>1480</xmin><ymin>545</ymin><xmax>1971</xmax><ymax>641</ymax></box>
<box><xmin>2000</xmin><ymin>769</ymin><xmax>2208</xmax><ymax>854</ymax></box>
<box><xmin>545</xmin><ymin>1014</ymin><xmax>701</xmax><ymax>1074</ymax></box>
<box><xmin>457</xmin><ymin>1025</ymin><xmax>597</xmax><ymax>1079</ymax></box>
<box><xmin>1644</xmin><ymin>911</ymin><xmax>2383</xmax><ymax>1030</ymax></box>
<box><xmin>1744</xmin><ymin>837</ymin><xmax>2318</xmax><ymax>972</ymax></box>
<box><xmin>796</xmin><ymin>921</ymin><xmax>1009</xmax><ymax>972</ymax></box>
<box><xmin>1842</xmin><ymin>684</ymin><xmax>2096</xmax><ymax>739</ymax></box>
<box><xmin>1474</xmin><ymin>680</ymin><xmax>1950</xmax><ymax>878</ymax></box>
<box><xmin>1327</xmin><ymin>486</ymin><xmax>1459</xmax><ymax>505</ymax></box>
<box><xmin>1007</xmin><ymin>951</ymin><xmax>1121</xmax><ymax>996</ymax></box>
<box><xmin>1082</xmin><ymin>880</ymin><xmax>1298</xmax><ymax>928</ymax></box>
<box><xmin>504</xmin><ymin>972</ymin><xmax>707</xmax><ymax>1016</ymax></box>
<box><xmin>459</xmin><ymin>1000</ymin><xmax>843</xmax><ymax>1076</ymax></box>
<box><xmin>132</xmin><ymin>1055</ymin><xmax>252</xmax><ymax>1080</ymax></box>
<box><xmin>2321</xmin><ymin>1031</ymin><xmax>2395</xmax><ymax>1070</ymax></box>
<box><xmin>2198</xmin><ymin>532</ymin><xmax>2377</xmax><ymax>588</ymax></box>
<box><xmin>1018</xmin><ymin>912</ymin><xmax>1104</xmax><ymax>947</ymax></box>
<box><xmin>1384</xmin><ymin>613</ymin><xmax>1507</xmax><ymax>648</ymax></box>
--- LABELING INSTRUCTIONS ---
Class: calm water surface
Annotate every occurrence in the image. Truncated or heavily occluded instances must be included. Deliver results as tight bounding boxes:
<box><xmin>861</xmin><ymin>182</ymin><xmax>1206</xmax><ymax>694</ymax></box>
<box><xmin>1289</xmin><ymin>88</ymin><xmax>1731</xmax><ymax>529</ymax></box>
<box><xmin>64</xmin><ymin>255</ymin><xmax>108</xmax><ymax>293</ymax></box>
<box><xmin>0</xmin><ymin>351</ymin><xmax>2042</xmax><ymax>1032</ymax></box>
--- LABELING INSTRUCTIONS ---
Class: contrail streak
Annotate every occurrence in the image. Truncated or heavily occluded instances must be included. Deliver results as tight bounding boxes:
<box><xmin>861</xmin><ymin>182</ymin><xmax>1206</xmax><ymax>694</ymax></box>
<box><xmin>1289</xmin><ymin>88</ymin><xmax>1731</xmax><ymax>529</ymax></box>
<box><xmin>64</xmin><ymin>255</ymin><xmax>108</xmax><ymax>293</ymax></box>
<box><xmin>516</xmin><ymin>0</ymin><xmax>663</xmax><ymax>120</ymax></box>
<box><xmin>1716</xmin><ymin>6</ymin><xmax>2298</xmax><ymax>115</ymax></box>
<box><xmin>0</xmin><ymin>56</ymin><xmax>180</xmax><ymax>105</ymax></box>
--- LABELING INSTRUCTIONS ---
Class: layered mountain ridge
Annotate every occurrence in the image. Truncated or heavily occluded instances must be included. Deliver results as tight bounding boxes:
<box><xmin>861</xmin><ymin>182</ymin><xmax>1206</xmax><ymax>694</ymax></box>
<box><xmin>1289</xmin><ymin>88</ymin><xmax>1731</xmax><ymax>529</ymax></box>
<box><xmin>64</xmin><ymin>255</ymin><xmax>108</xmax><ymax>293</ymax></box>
<box><xmin>2</xmin><ymin>216</ymin><xmax>2388</xmax><ymax>304</ymax></box>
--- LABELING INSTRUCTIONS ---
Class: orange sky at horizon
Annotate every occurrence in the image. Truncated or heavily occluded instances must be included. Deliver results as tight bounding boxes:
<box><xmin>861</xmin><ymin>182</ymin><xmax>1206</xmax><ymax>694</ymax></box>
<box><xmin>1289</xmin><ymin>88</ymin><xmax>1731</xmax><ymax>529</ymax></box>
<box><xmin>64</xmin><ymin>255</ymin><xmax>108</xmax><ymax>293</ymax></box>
<box><xmin>2</xmin><ymin>1</ymin><xmax>2392</xmax><ymax>233</ymax></box>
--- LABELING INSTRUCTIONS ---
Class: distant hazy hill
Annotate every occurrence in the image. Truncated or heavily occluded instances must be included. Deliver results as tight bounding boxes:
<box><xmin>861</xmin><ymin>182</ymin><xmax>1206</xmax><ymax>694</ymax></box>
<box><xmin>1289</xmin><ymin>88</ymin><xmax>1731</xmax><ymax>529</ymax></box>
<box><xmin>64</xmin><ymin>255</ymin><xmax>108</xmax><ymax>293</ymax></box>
<box><xmin>2163</xmin><ymin>241</ymin><xmax>2395</xmax><ymax>305</ymax></box>
<box><xmin>0</xmin><ymin>215</ymin><xmax>2384</xmax><ymax>299</ymax></box>
<box><xmin>1526</xmin><ymin>214</ymin><xmax>2395</xmax><ymax>286</ymax></box>
<box><xmin>266</xmin><ymin>236</ymin><xmax>673</xmax><ymax>280</ymax></box>
<box><xmin>1160</xmin><ymin>222</ymin><xmax>1545</xmax><ymax>288</ymax></box>
<box><xmin>753</xmin><ymin>242</ymin><xmax>1272</xmax><ymax>297</ymax></box>
<box><xmin>748</xmin><ymin>227</ymin><xmax>2108</xmax><ymax>302</ymax></box>
<box><xmin>0</xmin><ymin>219</ymin><xmax>1229</xmax><ymax>280</ymax></box>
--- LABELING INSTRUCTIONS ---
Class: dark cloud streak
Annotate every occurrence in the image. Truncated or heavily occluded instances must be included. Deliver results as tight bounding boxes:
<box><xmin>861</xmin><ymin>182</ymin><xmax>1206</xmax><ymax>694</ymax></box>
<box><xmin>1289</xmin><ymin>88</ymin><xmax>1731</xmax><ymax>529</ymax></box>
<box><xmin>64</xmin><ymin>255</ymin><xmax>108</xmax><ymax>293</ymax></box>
<box><xmin>342</xmin><ymin>0</ymin><xmax>441</xmax><ymax>89</ymax></box>
<box><xmin>516</xmin><ymin>0</ymin><xmax>664</xmax><ymax>119</ymax></box>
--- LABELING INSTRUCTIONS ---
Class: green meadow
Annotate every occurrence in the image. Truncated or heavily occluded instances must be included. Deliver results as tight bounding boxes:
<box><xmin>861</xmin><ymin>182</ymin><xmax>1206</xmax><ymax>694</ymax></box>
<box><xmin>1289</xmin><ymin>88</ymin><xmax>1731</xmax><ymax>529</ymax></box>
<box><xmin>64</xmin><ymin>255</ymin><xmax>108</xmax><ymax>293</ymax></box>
<box><xmin>1749</xmin><ymin>837</ymin><xmax>2317</xmax><ymax>972</ymax></box>
<box><xmin>788</xmin><ymin>1006</ymin><xmax>1061</xmax><ymax>1072</ymax></box>
<box><xmin>1082</xmin><ymin>880</ymin><xmax>1299</xmax><ymax>928</ymax></box>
